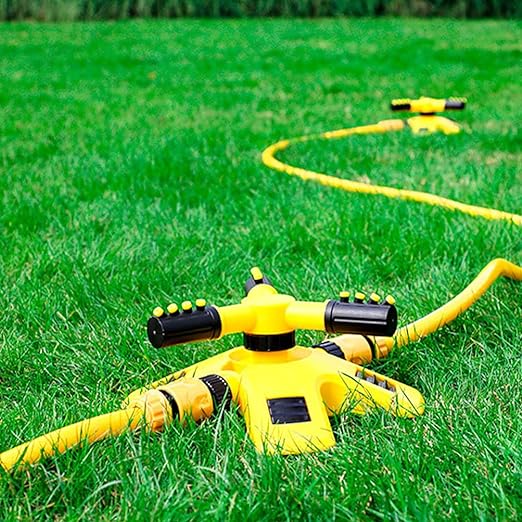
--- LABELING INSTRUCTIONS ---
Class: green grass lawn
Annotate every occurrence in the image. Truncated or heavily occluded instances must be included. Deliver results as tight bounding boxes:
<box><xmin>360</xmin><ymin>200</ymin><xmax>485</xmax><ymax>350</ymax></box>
<box><xmin>0</xmin><ymin>18</ymin><xmax>521</xmax><ymax>520</ymax></box>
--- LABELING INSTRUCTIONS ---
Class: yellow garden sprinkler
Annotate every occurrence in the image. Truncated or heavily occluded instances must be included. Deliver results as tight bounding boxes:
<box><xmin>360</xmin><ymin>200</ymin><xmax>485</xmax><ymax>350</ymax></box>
<box><xmin>390</xmin><ymin>96</ymin><xmax>466</xmax><ymax>134</ymax></box>
<box><xmin>137</xmin><ymin>269</ymin><xmax>418</xmax><ymax>456</ymax></box>
<box><xmin>1</xmin><ymin>96</ymin><xmax>521</xmax><ymax>472</ymax></box>
<box><xmin>0</xmin><ymin>268</ymin><xmax>421</xmax><ymax>469</ymax></box>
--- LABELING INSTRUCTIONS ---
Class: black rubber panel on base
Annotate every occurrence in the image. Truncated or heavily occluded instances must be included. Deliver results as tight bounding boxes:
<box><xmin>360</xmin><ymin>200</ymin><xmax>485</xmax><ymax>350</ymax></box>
<box><xmin>267</xmin><ymin>397</ymin><xmax>311</xmax><ymax>424</ymax></box>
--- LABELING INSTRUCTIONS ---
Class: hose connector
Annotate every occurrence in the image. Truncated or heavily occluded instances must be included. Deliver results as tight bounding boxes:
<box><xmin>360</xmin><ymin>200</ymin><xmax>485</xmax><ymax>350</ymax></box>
<box><xmin>129</xmin><ymin>374</ymin><xmax>233</xmax><ymax>431</ymax></box>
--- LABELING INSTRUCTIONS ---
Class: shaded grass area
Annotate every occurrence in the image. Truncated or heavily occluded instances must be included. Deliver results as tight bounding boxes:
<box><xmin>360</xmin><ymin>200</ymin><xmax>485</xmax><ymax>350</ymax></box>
<box><xmin>0</xmin><ymin>18</ymin><xmax>521</xmax><ymax>520</ymax></box>
<box><xmin>1</xmin><ymin>0</ymin><xmax>520</xmax><ymax>21</ymax></box>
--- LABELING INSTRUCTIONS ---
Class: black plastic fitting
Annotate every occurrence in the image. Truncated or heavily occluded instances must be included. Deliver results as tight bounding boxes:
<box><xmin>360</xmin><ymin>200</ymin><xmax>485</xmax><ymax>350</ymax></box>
<box><xmin>324</xmin><ymin>300</ymin><xmax>397</xmax><ymax>337</ymax></box>
<box><xmin>390</xmin><ymin>102</ymin><xmax>411</xmax><ymax>111</ymax></box>
<box><xmin>444</xmin><ymin>99</ymin><xmax>466</xmax><ymax>110</ymax></box>
<box><xmin>200</xmin><ymin>374</ymin><xmax>232</xmax><ymax>411</ymax></box>
<box><xmin>147</xmin><ymin>306</ymin><xmax>221</xmax><ymax>348</ymax></box>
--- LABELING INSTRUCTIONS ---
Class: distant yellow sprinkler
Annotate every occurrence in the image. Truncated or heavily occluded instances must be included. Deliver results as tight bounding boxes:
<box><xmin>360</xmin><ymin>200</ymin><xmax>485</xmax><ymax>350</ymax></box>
<box><xmin>390</xmin><ymin>96</ymin><xmax>467</xmax><ymax>135</ymax></box>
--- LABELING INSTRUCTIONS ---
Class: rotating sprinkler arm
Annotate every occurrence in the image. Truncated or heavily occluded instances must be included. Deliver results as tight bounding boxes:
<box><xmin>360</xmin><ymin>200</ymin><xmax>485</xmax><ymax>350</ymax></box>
<box><xmin>390</xmin><ymin>96</ymin><xmax>466</xmax><ymax>113</ymax></box>
<box><xmin>147</xmin><ymin>268</ymin><xmax>397</xmax><ymax>349</ymax></box>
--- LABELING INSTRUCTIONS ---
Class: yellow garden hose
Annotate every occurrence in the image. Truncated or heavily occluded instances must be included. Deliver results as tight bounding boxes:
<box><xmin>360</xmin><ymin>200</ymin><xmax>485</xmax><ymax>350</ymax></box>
<box><xmin>262</xmin><ymin>120</ymin><xmax>522</xmax><ymax>226</ymax></box>
<box><xmin>342</xmin><ymin>258</ymin><xmax>522</xmax><ymax>359</ymax></box>
<box><xmin>261</xmin><ymin>113</ymin><xmax>522</xmax><ymax>354</ymax></box>
<box><xmin>392</xmin><ymin>258</ymin><xmax>522</xmax><ymax>348</ymax></box>
<box><xmin>0</xmin><ymin>375</ymin><xmax>216</xmax><ymax>472</ymax></box>
<box><xmin>0</xmin><ymin>409</ymin><xmax>141</xmax><ymax>472</ymax></box>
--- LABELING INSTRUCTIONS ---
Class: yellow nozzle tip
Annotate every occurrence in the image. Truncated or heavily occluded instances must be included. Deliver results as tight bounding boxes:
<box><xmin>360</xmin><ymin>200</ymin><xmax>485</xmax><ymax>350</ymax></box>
<box><xmin>355</xmin><ymin>291</ymin><xmax>366</xmax><ymax>301</ymax></box>
<box><xmin>196</xmin><ymin>298</ymin><xmax>206</xmax><ymax>308</ymax></box>
<box><xmin>181</xmin><ymin>301</ymin><xmax>192</xmax><ymax>311</ymax></box>
<box><xmin>152</xmin><ymin>306</ymin><xmax>164</xmax><ymax>318</ymax></box>
<box><xmin>385</xmin><ymin>295</ymin><xmax>396</xmax><ymax>306</ymax></box>
<box><xmin>250</xmin><ymin>266</ymin><xmax>263</xmax><ymax>281</ymax></box>
<box><xmin>167</xmin><ymin>303</ymin><xmax>178</xmax><ymax>314</ymax></box>
<box><xmin>370</xmin><ymin>292</ymin><xmax>381</xmax><ymax>302</ymax></box>
<box><xmin>339</xmin><ymin>291</ymin><xmax>350</xmax><ymax>298</ymax></box>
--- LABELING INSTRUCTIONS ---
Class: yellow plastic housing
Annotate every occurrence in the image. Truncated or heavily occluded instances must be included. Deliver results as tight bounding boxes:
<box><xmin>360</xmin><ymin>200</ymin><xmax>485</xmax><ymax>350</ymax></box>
<box><xmin>215</xmin><ymin>283</ymin><xmax>327</xmax><ymax>337</ymax></box>
<box><xmin>124</xmin><ymin>346</ymin><xmax>424</xmax><ymax>456</ymax></box>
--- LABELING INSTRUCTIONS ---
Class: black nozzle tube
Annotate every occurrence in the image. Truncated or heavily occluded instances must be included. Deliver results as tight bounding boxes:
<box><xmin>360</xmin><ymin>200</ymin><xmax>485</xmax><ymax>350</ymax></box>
<box><xmin>147</xmin><ymin>306</ymin><xmax>221</xmax><ymax>348</ymax></box>
<box><xmin>324</xmin><ymin>301</ymin><xmax>397</xmax><ymax>337</ymax></box>
<box><xmin>444</xmin><ymin>99</ymin><xmax>466</xmax><ymax>110</ymax></box>
<box><xmin>390</xmin><ymin>102</ymin><xmax>411</xmax><ymax>112</ymax></box>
